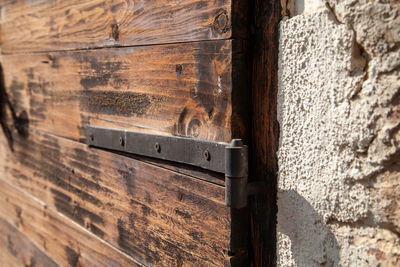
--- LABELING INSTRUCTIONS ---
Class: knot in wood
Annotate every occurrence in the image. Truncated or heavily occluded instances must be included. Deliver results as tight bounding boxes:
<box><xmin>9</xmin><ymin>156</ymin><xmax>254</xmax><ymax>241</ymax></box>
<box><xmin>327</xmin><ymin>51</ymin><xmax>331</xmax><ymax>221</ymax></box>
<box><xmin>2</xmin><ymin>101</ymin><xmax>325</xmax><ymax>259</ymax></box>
<box><xmin>213</xmin><ymin>10</ymin><xmax>229</xmax><ymax>34</ymax></box>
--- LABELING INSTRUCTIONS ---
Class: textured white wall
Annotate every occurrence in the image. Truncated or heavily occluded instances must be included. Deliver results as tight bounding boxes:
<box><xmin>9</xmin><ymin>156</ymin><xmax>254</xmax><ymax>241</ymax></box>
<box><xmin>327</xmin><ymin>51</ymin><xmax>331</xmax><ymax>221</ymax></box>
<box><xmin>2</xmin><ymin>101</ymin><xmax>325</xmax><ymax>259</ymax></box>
<box><xmin>277</xmin><ymin>0</ymin><xmax>400</xmax><ymax>266</ymax></box>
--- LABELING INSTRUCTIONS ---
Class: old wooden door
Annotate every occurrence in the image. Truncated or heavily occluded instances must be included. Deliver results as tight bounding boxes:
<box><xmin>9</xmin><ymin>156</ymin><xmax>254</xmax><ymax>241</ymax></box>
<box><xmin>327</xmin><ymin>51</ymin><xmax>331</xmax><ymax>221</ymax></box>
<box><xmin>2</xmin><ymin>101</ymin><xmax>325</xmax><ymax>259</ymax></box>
<box><xmin>0</xmin><ymin>0</ymin><xmax>280</xmax><ymax>266</ymax></box>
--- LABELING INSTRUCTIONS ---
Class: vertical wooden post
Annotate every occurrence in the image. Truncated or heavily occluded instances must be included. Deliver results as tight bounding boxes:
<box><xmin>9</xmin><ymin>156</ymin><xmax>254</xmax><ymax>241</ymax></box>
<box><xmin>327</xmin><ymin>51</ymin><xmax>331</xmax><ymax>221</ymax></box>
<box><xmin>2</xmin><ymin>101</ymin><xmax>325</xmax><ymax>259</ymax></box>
<box><xmin>249</xmin><ymin>0</ymin><xmax>281</xmax><ymax>266</ymax></box>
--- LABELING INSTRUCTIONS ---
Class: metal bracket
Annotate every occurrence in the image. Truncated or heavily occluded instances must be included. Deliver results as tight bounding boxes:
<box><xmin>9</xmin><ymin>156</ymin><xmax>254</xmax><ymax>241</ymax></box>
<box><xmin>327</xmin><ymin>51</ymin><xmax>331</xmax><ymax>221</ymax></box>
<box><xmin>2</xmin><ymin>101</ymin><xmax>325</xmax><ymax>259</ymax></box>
<box><xmin>86</xmin><ymin>126</ymin><xmax>262</xmax><ymax>208</ymax></box>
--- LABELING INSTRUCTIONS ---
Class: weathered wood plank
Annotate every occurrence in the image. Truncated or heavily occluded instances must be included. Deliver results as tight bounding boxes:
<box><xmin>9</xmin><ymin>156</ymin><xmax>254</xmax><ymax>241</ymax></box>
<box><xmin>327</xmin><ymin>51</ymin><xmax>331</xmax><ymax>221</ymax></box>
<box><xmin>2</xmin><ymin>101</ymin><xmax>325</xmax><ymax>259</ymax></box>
<box><xmin>0</xmin><ymin>128</ymin><xmax>232</xmax><ymax>266</ymax></box>
<box><xmin>0</xmin><ymin>217</ymin><xmax>58</xmax><ymax>267</ymax></box>
<box><xmin>0</xmin><ymin>0</ymin><xmax>248</xmax><ymax>53</ymax></box>
<box><xmin>1</xmin><ymin>40</ymin><xmax>247</xmax><ymax>143</ymax></box>
<box><xmin>0</xmin><ymin>178</ymin><xmax>143</xmax><ymax>267</ymax></box>
<box><xmin>140</xmin><ymin>156</ymin><xmax>225</xmax><ymax>186</ymax></box>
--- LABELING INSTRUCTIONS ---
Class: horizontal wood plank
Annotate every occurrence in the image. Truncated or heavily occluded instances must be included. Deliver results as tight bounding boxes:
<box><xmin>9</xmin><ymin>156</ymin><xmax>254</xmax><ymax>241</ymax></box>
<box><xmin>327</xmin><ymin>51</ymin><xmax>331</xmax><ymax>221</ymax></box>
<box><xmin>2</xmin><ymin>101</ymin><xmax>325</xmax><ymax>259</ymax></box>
<box><xmin>0</xmin><ymin>0</ymin><xmax>245</xmax><ymax>53</ymax></box>
<box><xmin>2</xmin><ymin>40</ymin><xmax>242</xmax><ymax>143</ymax></box>
<box><xmin>0</xmin><ymin>178</ymin><xmax>143</xmax><ymax>267</ymax></box>
<box><xmin>0</xmin><ymin>128</ymin><xmax>232</xmax><ymax>266</ymax></box>
<box><xmin>0</xmin><ymin>217</ymin><xmax>58</xmax><ymax>267</ymax></box>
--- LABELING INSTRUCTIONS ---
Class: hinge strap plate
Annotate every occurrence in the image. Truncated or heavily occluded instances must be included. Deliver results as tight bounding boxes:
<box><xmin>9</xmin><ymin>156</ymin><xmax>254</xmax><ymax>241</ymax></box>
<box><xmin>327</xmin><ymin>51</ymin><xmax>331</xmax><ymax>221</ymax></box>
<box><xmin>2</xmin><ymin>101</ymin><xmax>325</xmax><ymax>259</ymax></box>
<box><xmin>86</xmin><ymin>126</ymin><xmax>257</xmax><ymax>208</ymax></box>
<box><xmin>86</xmin><ymin>126</ymin><xmax>228</xmax><ymax>173</ymax></box>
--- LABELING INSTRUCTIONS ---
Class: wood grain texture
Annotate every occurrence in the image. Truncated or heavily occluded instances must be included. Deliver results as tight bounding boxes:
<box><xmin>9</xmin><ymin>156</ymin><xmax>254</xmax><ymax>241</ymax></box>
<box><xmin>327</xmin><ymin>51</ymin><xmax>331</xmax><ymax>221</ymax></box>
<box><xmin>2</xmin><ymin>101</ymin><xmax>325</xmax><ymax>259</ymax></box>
<box><xmin>0</xmin><ymin>1</ymin><xmax>253</xmax><ymax>265</ymax></box>
<box><xmin>0</xmin><ymin>128</ymin><xmax>233</xmax><ymax>266</ymax></box>
<box><xmin>249</xmin><ymin>0</ymin><xmax>281</xmax><ymax>266</ymax></box>
<box><xmin>0</xmin><ymin>0</ymin><xmax>247</xmax><ymax>53</ymax></box>
<box><xmin>0</xmin><ymin>217</ymin><xmax>58</xmax><ymax>267</ymax></box>
<box><xmin>0</xmin><ymin>178</ymin><xmax>143</xmax><ymax>267</ymax></box>
<box><xmin>1</xmin><ymin>40</ymin><xmax>248</xmax><ymax>143</ymax></box>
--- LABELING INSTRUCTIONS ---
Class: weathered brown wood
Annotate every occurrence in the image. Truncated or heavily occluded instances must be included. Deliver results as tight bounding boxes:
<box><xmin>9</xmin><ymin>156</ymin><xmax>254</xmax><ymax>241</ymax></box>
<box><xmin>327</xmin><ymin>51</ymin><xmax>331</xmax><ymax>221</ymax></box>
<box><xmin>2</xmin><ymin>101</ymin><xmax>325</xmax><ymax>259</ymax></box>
<box><xmin>0</xmin><ymin>128</ymin><xmax>233</xmax><ymax>266</ymax></box>
<box><xmin>0</xmin><ymin>0</ymin><xmax>249</xmax><ymax>54</ymax></box>
<box><xmin>0</xmin><ymin>217</ymin><xmax>58</xmax><ymax>267</ymax></box>
<box><xmin>138</xmin><ymin>155</ymin><xmax>225</xmax><ymax>186</ymax></box>
<box><xmin>0</xmin><ymin>1</ymin><xmax>253</xmax><ymax>265</ymax></box>
<box><xmin>0</xmin><ymin>178</ymin><xmax>143</xmax><ymax>267</ymax></box>
<box><xmin>249</xmin><ymin>0</ymin><xmax>281</xmax><ymax>266</ymax></box>
<box><xmin>1</xmin><ymin>40</ymin><xmax>249</xmax><ymax>143</ymax></box>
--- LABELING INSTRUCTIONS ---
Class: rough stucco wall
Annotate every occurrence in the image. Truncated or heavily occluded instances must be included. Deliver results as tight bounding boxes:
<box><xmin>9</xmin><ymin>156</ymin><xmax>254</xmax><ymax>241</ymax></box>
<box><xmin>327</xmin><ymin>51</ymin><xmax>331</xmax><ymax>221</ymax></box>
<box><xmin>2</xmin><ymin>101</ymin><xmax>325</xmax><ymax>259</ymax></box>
<box><xmin>277</xmin><ymin>0</ymin><xmax>400</xmax><ymax>266</ymax></box>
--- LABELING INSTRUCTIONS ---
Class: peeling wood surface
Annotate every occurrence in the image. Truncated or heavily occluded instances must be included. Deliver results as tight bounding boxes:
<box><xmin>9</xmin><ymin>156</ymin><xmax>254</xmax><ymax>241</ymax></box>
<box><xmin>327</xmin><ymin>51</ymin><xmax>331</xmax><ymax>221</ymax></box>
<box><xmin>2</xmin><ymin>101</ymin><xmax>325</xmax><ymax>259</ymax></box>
<box><xmin>0</xmin><ymin>0</ymin><xmax>241</xmax><ymax>53</ymax></box>
<box><xmin>0</xmin><ymin>128</ymin><xmax>232</xmax><ymax>266</ymax></box>
<box><xmin>1</xmin><ymin>40</ymin><xmax>241</xmax><ymax>143</ymax></box>
<box><xmin>0</xmin><ymin>178</ymin><xmax>143</xmax><ymax>267</ymax></box>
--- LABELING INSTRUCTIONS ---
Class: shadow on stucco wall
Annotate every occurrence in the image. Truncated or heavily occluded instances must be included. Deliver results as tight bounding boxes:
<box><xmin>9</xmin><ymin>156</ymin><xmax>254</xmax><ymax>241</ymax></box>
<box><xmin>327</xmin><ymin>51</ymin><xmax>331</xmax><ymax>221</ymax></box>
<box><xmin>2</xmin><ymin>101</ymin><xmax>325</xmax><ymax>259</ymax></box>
<box><xmin>278</xmin><ymin>190</ymin><xmax>340</xmax><ymax>266</ymax></box>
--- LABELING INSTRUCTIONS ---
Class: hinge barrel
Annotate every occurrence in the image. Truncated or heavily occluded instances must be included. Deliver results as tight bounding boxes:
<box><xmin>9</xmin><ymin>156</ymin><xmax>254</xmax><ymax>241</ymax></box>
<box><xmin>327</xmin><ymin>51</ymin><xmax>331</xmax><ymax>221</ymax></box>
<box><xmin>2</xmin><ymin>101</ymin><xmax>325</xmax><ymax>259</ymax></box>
<box><xmin>225</xmin><ymin>139</ymin><xmax>248</xmax><ymax>209</ymax></box>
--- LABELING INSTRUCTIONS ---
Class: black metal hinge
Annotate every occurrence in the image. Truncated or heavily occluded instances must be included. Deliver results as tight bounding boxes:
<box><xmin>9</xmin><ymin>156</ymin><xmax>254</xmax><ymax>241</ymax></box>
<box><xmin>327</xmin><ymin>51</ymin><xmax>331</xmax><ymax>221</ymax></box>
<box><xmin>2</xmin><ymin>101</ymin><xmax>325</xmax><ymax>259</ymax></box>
<box><xmin>86</xmin><ymin>126</ymin><xmax>262</xmax><ymax>209</ymax></box>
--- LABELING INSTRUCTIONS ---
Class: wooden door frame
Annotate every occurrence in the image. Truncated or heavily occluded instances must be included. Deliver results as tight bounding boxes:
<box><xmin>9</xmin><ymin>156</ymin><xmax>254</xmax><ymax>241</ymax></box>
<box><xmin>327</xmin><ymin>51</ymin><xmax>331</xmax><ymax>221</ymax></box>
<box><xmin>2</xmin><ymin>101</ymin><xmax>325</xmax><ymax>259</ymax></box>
<box><xmin>248</xmin><ymin>0</ymin><xmax>281</xmax><ymax>266</ymax></box>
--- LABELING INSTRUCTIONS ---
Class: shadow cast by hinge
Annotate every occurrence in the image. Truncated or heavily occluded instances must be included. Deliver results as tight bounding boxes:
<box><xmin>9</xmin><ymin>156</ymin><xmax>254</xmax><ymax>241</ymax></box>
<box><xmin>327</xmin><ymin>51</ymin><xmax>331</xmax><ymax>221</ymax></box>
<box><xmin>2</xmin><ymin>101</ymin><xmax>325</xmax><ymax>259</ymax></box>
<box><xmin>278</xmin><ymin>189</ymin><xmax>340</xmax><ymax>266</ymax></box>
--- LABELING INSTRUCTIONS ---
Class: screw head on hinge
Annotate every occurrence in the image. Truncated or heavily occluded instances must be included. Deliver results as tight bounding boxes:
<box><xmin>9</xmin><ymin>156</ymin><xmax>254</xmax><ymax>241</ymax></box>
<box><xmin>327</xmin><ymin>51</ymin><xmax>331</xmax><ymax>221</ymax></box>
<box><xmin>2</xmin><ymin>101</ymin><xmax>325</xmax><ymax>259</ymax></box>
<box><xmin>204</xmin><ymin>149</ymin><xmax>210</xmax><ymax>161</ymax></box>
<box><xmin>154</xmin><ymin>142</ymin><xmax>161</xmax><ymax>153</ymax></box>
<box><xmin>119</xmin><ymin>137</ymin><xmax>125</xmax><ymax>147</ymax></box>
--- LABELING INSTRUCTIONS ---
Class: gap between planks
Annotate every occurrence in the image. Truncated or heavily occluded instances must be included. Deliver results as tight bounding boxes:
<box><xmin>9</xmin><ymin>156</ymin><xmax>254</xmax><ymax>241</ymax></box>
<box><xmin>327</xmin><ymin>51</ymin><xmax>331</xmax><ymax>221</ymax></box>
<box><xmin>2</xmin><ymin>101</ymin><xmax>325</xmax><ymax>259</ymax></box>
<box><xmin>0</xmin><ymin>37</ymin><xmax>246</xmax><ymax>56</ymax></box>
